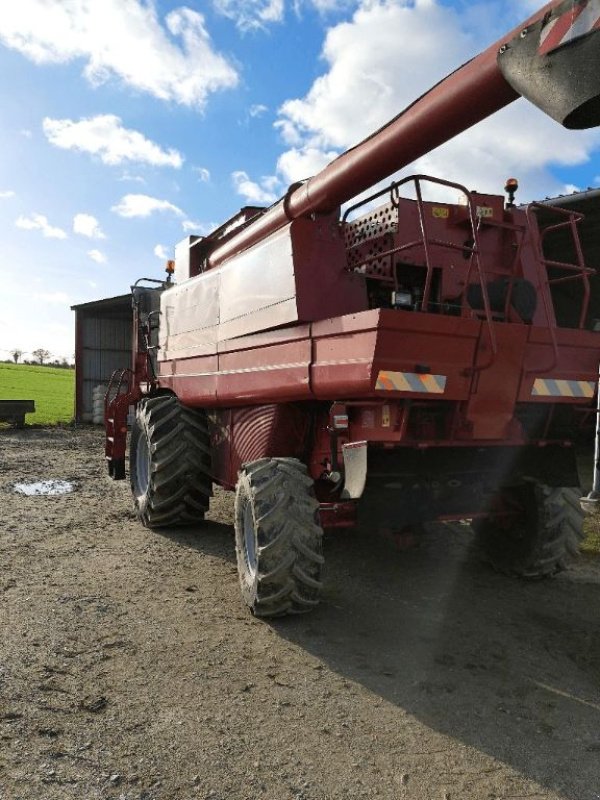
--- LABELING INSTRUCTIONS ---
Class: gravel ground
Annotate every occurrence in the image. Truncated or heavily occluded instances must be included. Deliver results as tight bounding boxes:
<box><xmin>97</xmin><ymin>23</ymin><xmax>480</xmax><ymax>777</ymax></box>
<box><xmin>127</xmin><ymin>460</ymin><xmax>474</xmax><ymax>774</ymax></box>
<box><xmin>1</xmin><ymin>426</ymin><xmax>600</xmax><ymax>800</ymax></box>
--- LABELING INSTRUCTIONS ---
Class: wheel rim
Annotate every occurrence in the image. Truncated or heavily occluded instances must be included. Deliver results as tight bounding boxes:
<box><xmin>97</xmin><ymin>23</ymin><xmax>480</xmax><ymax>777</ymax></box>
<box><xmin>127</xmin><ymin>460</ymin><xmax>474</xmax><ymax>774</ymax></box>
<box><xmin>134</xmin><ymin>431</ymin><xmax>151</xmax><ymax>499</ymax></box>
<box><xmin>242</xmin><ymin>501</ymin><xmax>258</xmax><ymax>577</ymax></box>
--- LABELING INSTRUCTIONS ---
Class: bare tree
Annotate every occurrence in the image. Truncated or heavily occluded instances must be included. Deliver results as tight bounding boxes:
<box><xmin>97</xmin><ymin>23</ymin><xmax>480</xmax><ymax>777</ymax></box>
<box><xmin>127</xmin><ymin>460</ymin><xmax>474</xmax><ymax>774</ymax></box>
<box><xmin>10</xmin><ymin>349</ymin><xmax>22</xmax><ymax>364</ymax></box>
<box><xmin>32</xmin><ymin>348</ymin><xmax>50</xmax><ymax>365</ymax></box>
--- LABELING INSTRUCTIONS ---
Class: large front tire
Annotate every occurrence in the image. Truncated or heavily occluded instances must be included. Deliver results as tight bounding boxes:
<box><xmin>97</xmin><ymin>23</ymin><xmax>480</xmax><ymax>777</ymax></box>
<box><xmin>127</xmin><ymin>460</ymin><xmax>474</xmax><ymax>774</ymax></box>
<box><xmin>130</xmin><ymin>395</ymin><xmax>212</xmax><ymax>528</ymax></box>
<box><xmin>475</xmin><ymin>483</ymin><xmax>585</xmax><ymax>578</ymax></box>
<box><xmin>234</xmin><ymin>458</ymin><xmax>324</xmax><ymax>617</ymax></box>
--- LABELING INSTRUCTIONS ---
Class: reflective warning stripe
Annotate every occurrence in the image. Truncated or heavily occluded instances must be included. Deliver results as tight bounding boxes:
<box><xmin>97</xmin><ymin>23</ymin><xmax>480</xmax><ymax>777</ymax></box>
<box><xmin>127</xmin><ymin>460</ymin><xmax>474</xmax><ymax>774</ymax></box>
<box><xmin>539</xmin><ymin>0</ymin><xmax>600</xmax><ymax>55</ymax></box>
<box><xmin>376</xmin><ymin>371</ymin><xmax>447</xmax><ymax>394</ymax></box>
<box><xmin>531</xmin><ymin>378</ymin><xmax>595</xmax><ymax>398</ymax></box>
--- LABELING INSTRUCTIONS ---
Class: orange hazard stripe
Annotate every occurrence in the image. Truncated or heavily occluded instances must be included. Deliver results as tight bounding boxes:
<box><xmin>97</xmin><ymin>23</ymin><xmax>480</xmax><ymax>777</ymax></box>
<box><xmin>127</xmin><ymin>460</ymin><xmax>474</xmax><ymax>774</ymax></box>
<box><xmin>377</xmin><ymin>373</ymin><xmax>396</xmax><ymax>391</ymax></box>
<box><xmin>375</xmin><ymin>371</ymin><xmax>447</xmax><ymax>394</ymax></box>
<box><xmin>531</xmin><ymin>378</ymin><xmax>595</xmax><ymax>398</ymax></box>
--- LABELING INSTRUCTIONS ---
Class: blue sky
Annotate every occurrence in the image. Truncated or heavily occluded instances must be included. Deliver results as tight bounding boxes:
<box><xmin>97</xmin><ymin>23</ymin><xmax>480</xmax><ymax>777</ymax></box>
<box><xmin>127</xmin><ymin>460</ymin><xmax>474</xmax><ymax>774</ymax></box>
<box><xmin>1</xmin><ymin>0</ymin><xmax>599</xmax><ymax>362</ymax></box>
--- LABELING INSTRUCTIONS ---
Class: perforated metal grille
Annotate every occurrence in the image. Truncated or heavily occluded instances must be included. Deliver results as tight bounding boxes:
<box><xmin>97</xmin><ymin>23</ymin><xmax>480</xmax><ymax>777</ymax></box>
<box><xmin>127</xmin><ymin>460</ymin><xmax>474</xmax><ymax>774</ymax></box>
<box><xmin>344</xmin><ymin>202</ymin><xmax>398</xmax><ymax>247</ymax></box>
<box><xmin>344</xmin><ymin>202</ymin><xmax>398</xmax><ymax>275</ymax></box>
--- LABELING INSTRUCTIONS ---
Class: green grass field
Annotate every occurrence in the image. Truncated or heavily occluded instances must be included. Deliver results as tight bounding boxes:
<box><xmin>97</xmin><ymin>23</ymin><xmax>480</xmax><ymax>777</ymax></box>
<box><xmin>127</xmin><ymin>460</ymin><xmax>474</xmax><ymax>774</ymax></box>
<box><xmin>0</xmin><ymin>362</ymin><xmax>74</xmax><ymax>425</ymax></box>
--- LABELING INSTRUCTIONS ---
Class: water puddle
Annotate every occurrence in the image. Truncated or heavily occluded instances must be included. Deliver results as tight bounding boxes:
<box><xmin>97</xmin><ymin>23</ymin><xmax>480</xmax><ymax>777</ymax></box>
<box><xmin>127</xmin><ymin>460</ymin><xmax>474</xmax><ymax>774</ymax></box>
<box><xmin>13</xmin><ymin>480</ymin><xmax>75</xmax><ymax>496</ymax></box>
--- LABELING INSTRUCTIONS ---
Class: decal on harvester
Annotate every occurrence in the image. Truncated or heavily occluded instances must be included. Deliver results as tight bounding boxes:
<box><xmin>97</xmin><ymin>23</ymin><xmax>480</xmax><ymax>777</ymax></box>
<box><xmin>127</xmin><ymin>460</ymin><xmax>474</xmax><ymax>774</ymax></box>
<box><xmin>531</xmin><ymin>378</ymin><xmax>595</xmax><ymax>398</ymax></box>
<box><xmin>539</xmin><ymin>0</ymin><xmax>600</xmax><ymax>56</ymax></box>
<box><xmin>376</xmin><ymin>371</ymin><xmax>447</xmax><ymax>394</ymax></box>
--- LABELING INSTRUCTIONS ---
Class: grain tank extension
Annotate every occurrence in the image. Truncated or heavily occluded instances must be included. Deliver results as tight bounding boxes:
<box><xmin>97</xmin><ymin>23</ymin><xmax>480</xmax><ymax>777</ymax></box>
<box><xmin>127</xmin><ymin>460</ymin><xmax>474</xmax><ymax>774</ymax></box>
<box><xmin>106</xmin><ymin>0</ymin><xmax>600</xmax><ymax>616</ymax></box>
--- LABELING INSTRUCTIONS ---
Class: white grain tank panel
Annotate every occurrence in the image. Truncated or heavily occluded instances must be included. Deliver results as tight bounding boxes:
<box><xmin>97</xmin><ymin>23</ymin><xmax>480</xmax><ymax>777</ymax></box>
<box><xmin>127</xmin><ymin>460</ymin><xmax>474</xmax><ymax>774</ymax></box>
<box><xmin>219</xmin><ymin>226</ymin><xmax>296</xmax><ymax>325</ymax></box>
<box><xmin>217</xmin><ymin>297</ymin><xmax>299</xmax><ymax>342</ymax></box>
<box><xmin>159</xmin><ymin>225</ymin><xmax>299</xmax><ymax>360</ymax></box>
<box><xmin>159</xmin><ymin>268</ymin><xmax>220</xmax><ymax>360</ymax></box>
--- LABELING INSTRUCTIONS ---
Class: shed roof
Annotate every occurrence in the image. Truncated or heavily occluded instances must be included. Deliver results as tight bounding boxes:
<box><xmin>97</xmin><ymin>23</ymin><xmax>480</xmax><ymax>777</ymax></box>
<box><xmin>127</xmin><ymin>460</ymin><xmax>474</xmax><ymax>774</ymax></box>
<box><xmin>71</xmin><ymin>294</ymin><xmax>131</xmax><ymax>312</ymax></box>
<box><xmin>539</xmin><ymin>186</ymin><xmax>600</xmax><ymax>209</ymax></box>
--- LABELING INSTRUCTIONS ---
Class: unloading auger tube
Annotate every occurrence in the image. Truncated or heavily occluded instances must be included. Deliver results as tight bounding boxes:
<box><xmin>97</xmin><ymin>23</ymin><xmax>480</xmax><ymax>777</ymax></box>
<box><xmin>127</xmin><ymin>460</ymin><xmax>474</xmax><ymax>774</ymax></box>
<box><xmin>208</xmin><ymin>0</ymin><xmax>600</xmax><ymax>269</ymax></box>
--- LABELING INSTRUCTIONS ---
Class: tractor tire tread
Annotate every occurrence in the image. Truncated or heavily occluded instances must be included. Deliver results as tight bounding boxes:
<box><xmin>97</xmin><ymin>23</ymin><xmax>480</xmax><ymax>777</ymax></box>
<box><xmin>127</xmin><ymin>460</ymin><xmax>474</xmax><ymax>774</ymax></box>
<box><xmin>476</xmin><ymin>484</ymin><xmax>585</xmax><ymax>578</ymax></box>
<box><xmin>130</xmin><ymin>395</ymin><xmax>212</xmax><ymax>529</ymax></box>
<box><xmin>234</xmin><ymin>457</ymin><xmax>323</xmax><ymax>617</ymax></box>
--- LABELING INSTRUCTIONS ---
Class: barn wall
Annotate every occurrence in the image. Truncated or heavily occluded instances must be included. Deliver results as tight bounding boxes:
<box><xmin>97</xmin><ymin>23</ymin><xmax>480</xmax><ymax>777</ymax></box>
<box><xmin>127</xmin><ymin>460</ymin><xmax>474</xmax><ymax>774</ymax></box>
<box><xmin>73</xmin><ymin>299</ymin><xmax>132</xmax><ymax>422</ymax></box>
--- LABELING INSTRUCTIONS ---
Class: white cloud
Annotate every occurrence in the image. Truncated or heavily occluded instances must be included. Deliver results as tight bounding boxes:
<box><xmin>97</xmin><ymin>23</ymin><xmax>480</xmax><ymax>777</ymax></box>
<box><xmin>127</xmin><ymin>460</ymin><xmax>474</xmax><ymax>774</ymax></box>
<box><xmin>213</xmin><ymin>0</ymin><xmax>356</xmax><ymax>29</ymax></box>
<box><xmin>44</xmin><ymin>114</ymin><xmax>183</xmax><ymax>168</ymax></box>
<box><xmin>20</xmin><ymin>129</ymin><xmax>32</xmax><ymax>138</ymax></box>
<box><xmin>278</xmin><ymin>1</ymin><xmax>470</xmax><ymax>152</ymax></box>
<box><xmin>193</xmin><ymin>166</ymin><xmax>211</xmax><ymax>182</ymax></box>
<box><xmin>182</xmin><ymin>219</ymin><xmax>215</xmax><ymax>234</ymax></box>
<box><xmin>15</xmin><ymin>213</ymin><xmax>67</xmax><ymax>239</ymax></box>
<box><xmin>0</xmin><ymin>190</ymin><xmax>15</xmax><ymax>198</ymax></box>
<box><xmin>273</xmin><ymin>118</ymin><xmax>304</xmax><ymax>147</ymax></box>
<box><xmin>112</xmin><ymin>193</ymin><xmax>185</xmax><ymax>218</ymax></box>
<box><xmin>154</xmin><ymin>244</ymin><xmax>171</xmax><ymax>259</ymax></box>
<box><xmin>249</xmin><ymin>104</ymin><xmax>268</xmax><ymax>118</ymax></box>
<box><xmin>274</xmin><ymin>0</ymin><xmax>600</xmax><ymax>205</ymax></box>
<box><xmin>408</xmin><ymin>101</ymin><xmax>600</xmax><ymax>203</ymax></box>
<box><xmin>213</xmin><ymin>0</ymin><xmax>284</xmax><ymax>30</ymax></box>
<box><xmin>88</xmin><ymin>249</ymin><xmax>107</xmax><ymax>264</ymax></box>
<box><xmin>73</xmin><ymin>213</ymin><xmax>106</xmax><ymax>239</ymax></box>
<box><xmin>0</xmin><ymin>1</ymin><xmax>238</xmax><ymax>110</ymax></box>
<box><xmin>306</xmin><ymin>0</ymin><xmax>357</xmax><ymax>12</ymax></box>
<box><xmin>232</xmin><ymin>171</ymin><xmax>279</xmax><ymax>204</ymax></box>
<box><xmin>119</xmin><ymin>172</ymin><xmax>146</xmax><ymax>184</ymax></box>
<box><xmin>277</xmin><ymin>146</ymin><xmax>338</xmax><ymax>184</ymax></box>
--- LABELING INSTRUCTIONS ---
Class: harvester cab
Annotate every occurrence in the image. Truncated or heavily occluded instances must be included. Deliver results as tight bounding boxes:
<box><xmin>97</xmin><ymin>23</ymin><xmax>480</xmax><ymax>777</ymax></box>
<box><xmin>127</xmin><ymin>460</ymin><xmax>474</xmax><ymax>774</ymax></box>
<box><xmin>106</xmin><ymin>0</ymin><xmax>600</xmax><ymax>617</ymax></box>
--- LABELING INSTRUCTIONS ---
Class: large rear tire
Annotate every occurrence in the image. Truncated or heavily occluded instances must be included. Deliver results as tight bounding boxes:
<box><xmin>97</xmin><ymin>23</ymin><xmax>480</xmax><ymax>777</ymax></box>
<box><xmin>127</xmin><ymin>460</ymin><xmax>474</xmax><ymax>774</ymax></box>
<box><xmin>234</xmin><ymin>458</ymin><xmax>324</xmax><ymax>617</ymax></box>
<box><xmin>130</xmin><ymin>395</ymin><xmax>212</xmax><ymax>528</ymax></box>
<box><xmin>474</xmin><ymin>483</ymin><xmax>584</xmax><ymax>578</ymax></box>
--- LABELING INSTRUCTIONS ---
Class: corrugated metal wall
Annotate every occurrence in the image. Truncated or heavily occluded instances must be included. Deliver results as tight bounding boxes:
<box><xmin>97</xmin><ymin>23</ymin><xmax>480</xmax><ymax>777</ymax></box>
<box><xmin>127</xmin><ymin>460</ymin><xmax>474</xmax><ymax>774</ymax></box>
<box><xmin>74</xmin><ymin>299</ymin><xmax>132</xmax><ymax>422</ymax></box>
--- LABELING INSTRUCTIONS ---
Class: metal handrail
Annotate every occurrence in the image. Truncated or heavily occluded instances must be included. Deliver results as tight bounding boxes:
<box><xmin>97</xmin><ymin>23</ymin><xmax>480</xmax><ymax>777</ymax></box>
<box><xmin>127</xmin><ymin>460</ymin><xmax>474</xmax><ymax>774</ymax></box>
<box><xmin>105</xmin><ymin>368</ymin><xmax>133</xmax><ymax>417</ymax></box>
<box><xmin>522</xmin><ymin>203</ymin><xmax>595</xmax><ymax>374</ymax></box>
<box><xmin>531</xmin><ymin>203</ymin><xmax>594</xmax><ymax>329</ymax></box>
<box><xmin>343</xmin><ymin>174</ymin><xmax>498</xmax><ymax>364</ymax></box>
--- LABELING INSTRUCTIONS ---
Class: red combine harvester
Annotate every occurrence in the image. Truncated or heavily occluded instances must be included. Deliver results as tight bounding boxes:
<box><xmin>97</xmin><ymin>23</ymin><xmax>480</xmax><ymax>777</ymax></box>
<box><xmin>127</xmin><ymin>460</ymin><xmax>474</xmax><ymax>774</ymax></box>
<box><xmin>106</xmin><ymin>0</ymin><xmax>600</xmax><ymax>616</ymax></box>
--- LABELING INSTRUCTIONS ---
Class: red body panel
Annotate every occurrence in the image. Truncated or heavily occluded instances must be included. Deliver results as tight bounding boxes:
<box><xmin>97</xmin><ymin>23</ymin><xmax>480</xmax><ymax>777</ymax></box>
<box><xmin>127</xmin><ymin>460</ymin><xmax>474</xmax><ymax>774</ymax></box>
<box><xmin>465</xmin><ymin>324</ymin><xmax>529</xmax><ymax>440</ymax></box>
<box><xmin>519</xmin><ymin>326</ymin><xmax>600</xmax><ymax>401</ymax></box>
<box><xmin>158</xmin><ymin>306</ymin><xmax>597</xmax><ymax>425</ymax></box>
<box><xmin>158</xmin><ymin>308</ymin><xmax>482</xmax><ymax>405</ymax></box>
<box><xmin>152</xmin><ymin>180</ymin><xmax>597</xmax><ymax>496</ymax></box>
<box><xmin>209</xmin><ymin>404</ymin><xmax>311</xmax><ymax>488</ymax></box>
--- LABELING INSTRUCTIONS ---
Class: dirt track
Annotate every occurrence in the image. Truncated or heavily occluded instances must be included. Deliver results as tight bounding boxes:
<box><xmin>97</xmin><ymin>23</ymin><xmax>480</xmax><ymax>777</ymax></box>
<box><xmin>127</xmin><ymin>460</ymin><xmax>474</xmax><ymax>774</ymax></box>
<box><xmin>1</xmin><ymin>427</ymin><xmax>600</xmax><ymax>800</ymax></box>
